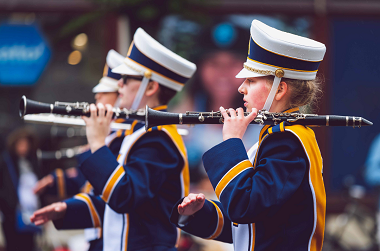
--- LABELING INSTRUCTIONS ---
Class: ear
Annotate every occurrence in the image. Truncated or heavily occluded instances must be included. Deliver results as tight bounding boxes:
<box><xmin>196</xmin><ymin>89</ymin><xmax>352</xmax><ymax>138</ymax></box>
<box><xmin>145</xmin><ymin>81</ymin><xmax>160</xmax><ymax>97</ymax></box>
<box><xmin>275</xmin><ymin>81</ymin><xmax>288</xmax><ymax>101</ymax></box>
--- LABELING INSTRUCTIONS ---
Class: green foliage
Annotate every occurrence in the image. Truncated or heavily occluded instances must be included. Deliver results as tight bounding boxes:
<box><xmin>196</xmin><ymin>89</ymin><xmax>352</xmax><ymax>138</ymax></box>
<box><xmin>59</xmin><ymin>12</ymin><xmax>105</xmax><ymax>38</ymax></box>
<box><xmin>137</xmin><ymin>5</ymin><xmax>159</xmax><ymax>21</ymax></box>
<box><xmin>57</xmin><ymin>0</ymin><xmax>208</xmax><ymax>41</ymax></box>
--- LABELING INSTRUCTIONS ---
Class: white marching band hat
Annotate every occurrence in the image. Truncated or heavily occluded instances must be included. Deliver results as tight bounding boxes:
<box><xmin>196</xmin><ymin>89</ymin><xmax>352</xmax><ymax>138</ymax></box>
<box><xmin>92</xmin><ymin>49</ymin><xmax>125</xmax><ymax>93</ymax></box>
<box><xmin>236</xmin><ymin>19</ymin><xmax>326</xmax><ymax>111</ymax></box>
<box><xmin>112</xmin><ymin>28</ymin><xmax>197</xmax><ymax>110</ymax></box>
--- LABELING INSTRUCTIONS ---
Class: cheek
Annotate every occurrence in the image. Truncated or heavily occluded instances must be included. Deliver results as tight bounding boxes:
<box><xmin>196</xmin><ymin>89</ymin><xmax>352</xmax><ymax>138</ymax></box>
<box><xmin>247</xmin><ymin>84</ymin><xmax>270</xmax><ymax>106</ymax></box>
<box><xmin>120</xmin><ymin>85</ymin><xmax>131</xmax><ymax>96</ymax></box>
<box><xmin>258</xmin><ymin>83</ymin><xmax>271</xmax><ymax>98</ymax></box>
<box><xmin>256</xmin><ymin>85</ymin><xmax>270</xmax><ymax>105</ymax></box>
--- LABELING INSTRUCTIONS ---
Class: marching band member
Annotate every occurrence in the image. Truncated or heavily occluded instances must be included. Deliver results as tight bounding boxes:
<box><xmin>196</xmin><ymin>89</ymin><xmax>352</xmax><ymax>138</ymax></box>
<box><xmin>33</xmin><ymin>49</ymin><xmax>125</xmax><ymax>199</ymax></box>
<box><xmin>31</xmin><ymin>49</ymin><xmax>127</xmax><ymax>251</ymax></box>
<box><xmin>171</xmin><ymin>19</ymin><xmax>327</xmax><ymax>251</ymax></box>
<box><xmin>32</xmin><ymin>28</ymin><xmax>196</xmax><ymax>251</ymax></box>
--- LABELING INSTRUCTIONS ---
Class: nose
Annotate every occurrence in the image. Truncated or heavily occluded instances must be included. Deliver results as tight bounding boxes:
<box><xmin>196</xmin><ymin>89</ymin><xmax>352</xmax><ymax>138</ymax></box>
<box><xmin>117</xmin><ymin>78</ymin><xmax>123</xmax><ymax>88</ymax></box>
<box><xmin>238</xmin><ymin>81</ymin><xmax>246</xmax><ymax>94</ymax></box>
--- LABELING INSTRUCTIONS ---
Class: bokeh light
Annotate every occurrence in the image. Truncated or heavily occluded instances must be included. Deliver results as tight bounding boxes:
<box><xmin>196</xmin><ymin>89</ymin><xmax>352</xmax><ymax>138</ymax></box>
<box><xmin>67</xmin><ymin>50</ymin><xmax>82</xmax><ymax>65</ymax></box>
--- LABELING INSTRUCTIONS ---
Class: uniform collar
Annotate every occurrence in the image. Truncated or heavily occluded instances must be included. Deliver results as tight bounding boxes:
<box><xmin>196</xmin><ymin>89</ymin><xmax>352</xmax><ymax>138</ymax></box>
<box><xmin>112</xmin><ymin>105</ymin><xmax>167</xmax><ymax>136</ymax></box>
<box><xmin>113</xmin><ymin>105</ymin><xmax>167</xmax><ymax>124</ymax></box>
<box><xmin>152</xmin><ymin>105</ymin><xmax>168</xmax><ymax>112</ymax></box>
<box><xmin>259</xmin><ymin>107</ymin><xmax>300</xmax><ymax>140</ymax></box>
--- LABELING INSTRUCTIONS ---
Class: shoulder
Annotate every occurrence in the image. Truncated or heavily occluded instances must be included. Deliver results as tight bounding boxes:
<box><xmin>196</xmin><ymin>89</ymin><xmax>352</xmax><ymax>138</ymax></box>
<box><xmin>128</xmin><ymin>126</ymin><xmax>185</xmax><ymax>165</ymax></box>
<box><xmin>258</xmin><ymin>125</ymin><xmax>311</xmax><ymax>162</ymax></box>
<box><xmin>132</xmin><ymin>126</ymin><xmax>182</xmax><ymax>154</ymax></box>
<box><xmin>261</xmin><ymin>123</ymin><xmax>317</xmax><ymax>149</ymax></box>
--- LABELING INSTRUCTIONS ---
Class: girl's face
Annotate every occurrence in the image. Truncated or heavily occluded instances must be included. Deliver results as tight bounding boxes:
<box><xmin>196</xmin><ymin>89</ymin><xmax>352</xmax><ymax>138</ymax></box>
<box><xmin>117</xmin><ymin>76</ymin><xmax>143</xmax><ymax>109</ymax></box>
<box><xmin>238</xmin><ymin>76</ymin><xmax>271</xmax><ymax>112</ymax></box>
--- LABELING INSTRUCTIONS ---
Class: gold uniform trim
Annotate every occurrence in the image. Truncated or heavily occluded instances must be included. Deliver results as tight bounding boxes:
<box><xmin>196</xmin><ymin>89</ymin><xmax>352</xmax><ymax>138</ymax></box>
<box><xmin>74</xmin><ymin>193</ymin><xmax>102</xmax><ymax>228</ymax></box>
<box><xmin>103</xmin><ymin>64</ymin><xmax>109</xmax><ymax>77</ymax></box>
<box><xmin>81</xmin><ymin>181</ymin><xmax>93</xmax><ymax>194</ymax></box>
<box><xmin>56</xmin><ymin>168</ymin><xmax>66</xmax><ymax>199</ymax></box>
<box><xmin>101</xmin><ymin>165</ymin><xmax>125</xmax><ymax>203</ymax></box>
<box><xmin>285</xmin><ymin>126</ymin><xmax>325</xmax><ymax>251</ymax></box>
<box><xmin>160</xmin><ymin>125</ymin><xmax>190</xmax><ymax>197</ymax></box>
<box><xmin>153</xmin><ymin>105</ymin><xmax>168</xmax><ymax>111</ymax></box>
<box><xmin>215</xmin><ymin>160</ymin><xmax>253</xmax><ymax>199</ymax></box>
<box><xmin>127</xmin><ymin>41</ymin><xmax>134</xmax><ymax>57</ymax></box>
<box><xmin>244</xmin><ymin>63</ymin><xmax>274</xmax><ymax>76</ymax></box>
<box><xmin>206</xmin><ymin>200</ymin><xmax>224</xmax><ymax>240</ymax></box>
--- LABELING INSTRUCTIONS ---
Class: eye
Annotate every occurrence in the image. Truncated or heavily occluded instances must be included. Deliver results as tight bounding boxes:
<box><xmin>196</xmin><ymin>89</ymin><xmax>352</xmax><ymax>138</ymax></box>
<box><xmin>247</xmin><ymin>78</ymin><xmax>254</xmax><ymax>83</ymax></box>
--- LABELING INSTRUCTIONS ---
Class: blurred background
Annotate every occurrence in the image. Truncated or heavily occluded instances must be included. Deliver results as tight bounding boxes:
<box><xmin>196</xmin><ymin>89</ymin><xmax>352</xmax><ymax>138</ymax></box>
<box><xmin>1</xmin><ymin>0</ymin><xmax>380</xmax><ymax>250</ymax></box>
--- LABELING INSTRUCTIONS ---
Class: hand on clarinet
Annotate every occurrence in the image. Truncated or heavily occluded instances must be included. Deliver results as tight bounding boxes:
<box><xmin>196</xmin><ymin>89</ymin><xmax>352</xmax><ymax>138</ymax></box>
<box><xmin>30</xmin><ymin>202</ymin><xmax>67</xmax><ymax>226</ymax></box>
<box><xmin>82</xmin><ymin>103</ymin><xmax>113</xmax><ymax>153</ymax></box>
<box><xmin>220</xmin><ymin>107</ymin><xmax>257</xmax><ymax>141</ymax></box>
<box><xmin>178</xmin><ymin>193</ymin><xmax>205</xmax><ymax>216</ymax></box>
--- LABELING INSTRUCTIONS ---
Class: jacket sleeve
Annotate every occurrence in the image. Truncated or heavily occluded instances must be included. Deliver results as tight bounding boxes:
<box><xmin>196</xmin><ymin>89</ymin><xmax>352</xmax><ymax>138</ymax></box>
<box><xmin>202</xmin><ymin>133</ymin><xmax>308</xmax><ymax>223</ymax></box>
<box><xmin>79</xmin><ymin>130</ymin><xmax>183</xmax><ymax>213</ymax></box>
<box><xmin>53</xmin><ymin>193</ymin><xmax>105</xmax><ymax>230</ymax></box>
<box><xmin>170</xmin><ymin>199</ymin><xmax>232</xmax><ymax>243</ymax></box>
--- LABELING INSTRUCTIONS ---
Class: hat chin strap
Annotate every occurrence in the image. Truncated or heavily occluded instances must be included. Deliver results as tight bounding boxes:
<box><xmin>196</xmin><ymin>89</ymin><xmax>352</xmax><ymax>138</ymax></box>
<box><xmin>262</xmin><ymin>69</ymin><xmax>285</xmax><ymax>111</ymax></box>
<box><xmin>262</xmin><ymin>76</ymin><xmax>281</xmax><ymax>111</ymax></box>
<box><xmin>130</xmin><ymin>70</ymin><xmax>152</xmax><ymax>110</ymax></box>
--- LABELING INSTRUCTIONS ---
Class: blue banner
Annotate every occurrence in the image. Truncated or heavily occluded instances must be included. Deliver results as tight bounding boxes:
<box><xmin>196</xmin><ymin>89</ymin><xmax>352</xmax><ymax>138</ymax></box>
<box><xmin>0</xmin><ymin>24</ymin><xmax>51</xmax><ymax>86</ymax></box>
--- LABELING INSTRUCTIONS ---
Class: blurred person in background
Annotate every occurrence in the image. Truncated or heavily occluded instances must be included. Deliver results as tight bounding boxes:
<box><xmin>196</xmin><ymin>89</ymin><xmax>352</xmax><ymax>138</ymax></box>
<box><xmin>32</xmin><ymin>49</ymin><xmax>125</xmax><ymax>251</ymax></box>
<box><xmin>33</xmin><ymin>49</ymin><xmax>124</xmax><ymax>199</ymax></box>
<box><xmin>167</xmin><ymin>17</ymin><xmax>261</xmax><ymax>190</ymax></box>
<box><xmin>0</xmin><ymin>126</ymin><xmax>41</xmax><ymax>251</ymax></box>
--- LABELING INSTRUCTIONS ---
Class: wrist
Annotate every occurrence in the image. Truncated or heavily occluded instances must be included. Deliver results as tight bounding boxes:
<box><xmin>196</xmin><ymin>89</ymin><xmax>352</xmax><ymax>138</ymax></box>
<box><xmin>90</xmin><ymin>142</ymin><xmax>105</xmax><ymax>153</ymax></box>
<box><xmin>223</xmin><ymin>135</ymin><xmax>242</xmax><ymax>141</ymax></box>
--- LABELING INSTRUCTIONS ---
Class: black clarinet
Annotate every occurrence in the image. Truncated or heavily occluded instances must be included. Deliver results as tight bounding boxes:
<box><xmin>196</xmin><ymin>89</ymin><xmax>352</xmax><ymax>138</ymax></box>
<box><xmin>19</xmin><ymin>96</ymin><xmax>144</xmax><ymax>120</ymax></box>
<box><xmin>20</xmin><ymin>96</ymin><xmax>373</xmax><ymax>131</ymax></box>
<box><xmin>145</xmin><ymin>106</ymin><xmax>373</xmax><ymax>130</ymax></box>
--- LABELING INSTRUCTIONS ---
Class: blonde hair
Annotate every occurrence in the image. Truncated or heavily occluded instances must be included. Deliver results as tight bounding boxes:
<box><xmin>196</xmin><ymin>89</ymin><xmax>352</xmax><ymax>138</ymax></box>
<box><xmin>266</xmin><ymin>75</ymin><xmax>323</xmax><ymax>112</ymax></box>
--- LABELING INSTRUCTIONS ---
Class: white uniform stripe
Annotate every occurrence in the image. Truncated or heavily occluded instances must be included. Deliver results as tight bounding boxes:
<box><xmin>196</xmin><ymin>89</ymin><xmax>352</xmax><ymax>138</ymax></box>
<box><xmin>121</xmin><ymin>214</ymin><xmax>129</xmax><ymax>251</ymax></box>
<box><xmin>179</xmin><ymin>174</ymin><xmax>185</xmax><ymax>199</ymax></box>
